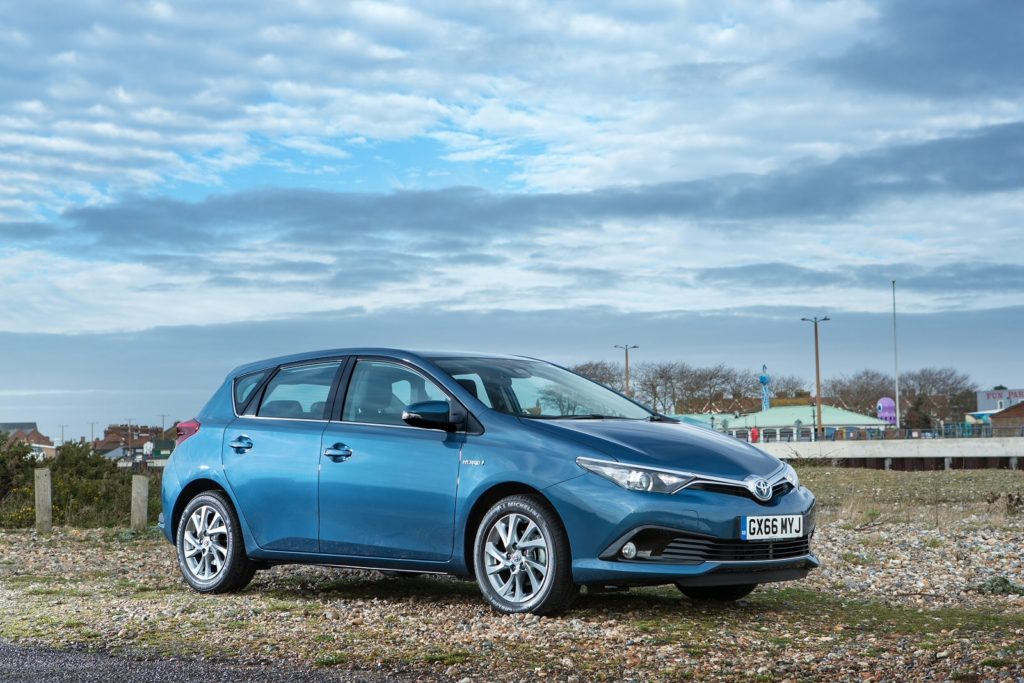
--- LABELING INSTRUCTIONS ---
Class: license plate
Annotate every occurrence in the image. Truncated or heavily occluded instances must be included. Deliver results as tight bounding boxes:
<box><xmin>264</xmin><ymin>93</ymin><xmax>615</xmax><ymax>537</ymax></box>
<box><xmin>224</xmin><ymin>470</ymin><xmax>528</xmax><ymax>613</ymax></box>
<box><xmin>741</xmin><ymin>514</ymin><xmax>803</xmax><ymax>541</ymax></box>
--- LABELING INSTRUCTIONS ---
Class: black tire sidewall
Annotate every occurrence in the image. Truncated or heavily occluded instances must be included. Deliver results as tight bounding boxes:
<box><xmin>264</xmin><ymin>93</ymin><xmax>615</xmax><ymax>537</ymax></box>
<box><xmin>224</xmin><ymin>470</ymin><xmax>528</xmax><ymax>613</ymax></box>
<box><xmin>175</xmin><ymin>491</ymin><xmax>246</xmax><ymax>593</ymax></box>
<box><xmin>473</xmin><ymin>495</ymin><xmax>570</xmax><ymax>614</ymax></box>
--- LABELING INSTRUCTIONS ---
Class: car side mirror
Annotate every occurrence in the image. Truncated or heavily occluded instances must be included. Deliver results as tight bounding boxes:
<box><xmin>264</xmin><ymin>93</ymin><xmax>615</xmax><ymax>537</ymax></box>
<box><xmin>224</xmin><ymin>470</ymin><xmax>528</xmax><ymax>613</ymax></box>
<box><xmin>402</xmin><ymin>400</ymin><xmax>457</xmax><ymax>432</ymax></box>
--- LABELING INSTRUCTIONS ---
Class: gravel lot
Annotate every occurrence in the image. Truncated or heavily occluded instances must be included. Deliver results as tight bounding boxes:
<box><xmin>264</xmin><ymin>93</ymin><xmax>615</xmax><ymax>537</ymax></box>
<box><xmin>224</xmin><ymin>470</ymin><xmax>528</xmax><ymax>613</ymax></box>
<box><xmin>1</xmin><ymin>467</ymin><xmax>1023</xmax><ymax>682</ymax></box>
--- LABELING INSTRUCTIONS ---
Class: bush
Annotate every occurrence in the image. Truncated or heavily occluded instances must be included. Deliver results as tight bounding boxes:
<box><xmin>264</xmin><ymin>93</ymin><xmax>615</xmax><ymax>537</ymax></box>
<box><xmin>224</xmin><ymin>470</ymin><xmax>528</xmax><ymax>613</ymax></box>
<box><xmin>0</xmin><ymin>439</ymin><xmax>163</xmax><ymax>528</ymax></box>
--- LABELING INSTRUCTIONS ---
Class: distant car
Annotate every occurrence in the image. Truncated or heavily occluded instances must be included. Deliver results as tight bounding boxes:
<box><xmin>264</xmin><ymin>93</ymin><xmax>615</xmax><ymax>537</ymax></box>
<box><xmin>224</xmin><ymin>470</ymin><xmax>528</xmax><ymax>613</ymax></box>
<box><xmin>161</xmin><ymin>349</ymin><xmax>817</xmax><ymax>614</ymax></box>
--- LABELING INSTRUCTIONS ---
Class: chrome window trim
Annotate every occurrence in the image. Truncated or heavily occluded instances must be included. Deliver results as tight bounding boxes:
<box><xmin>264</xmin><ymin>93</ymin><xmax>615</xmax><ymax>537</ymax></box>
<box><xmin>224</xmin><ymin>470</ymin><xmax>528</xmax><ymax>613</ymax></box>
<box><xmin>241</xmin><ymin>359</ymin><xmax>345</xmax><ymax>421</ymax></box>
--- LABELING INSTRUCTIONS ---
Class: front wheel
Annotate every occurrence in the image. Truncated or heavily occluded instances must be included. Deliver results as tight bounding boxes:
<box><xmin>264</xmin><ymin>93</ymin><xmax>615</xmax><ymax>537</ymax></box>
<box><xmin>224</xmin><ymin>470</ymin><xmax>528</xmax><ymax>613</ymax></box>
<box><xmin>675</xmin><ymin>583</ymin><xmax>757</xmax><ymax>602</ymax></box>
<box><xmin>175</xmin><ymin>490</ymin><xmax>256</xmax><ymax>593</ymax></box>
<box><xmin>473</xmin><ymin>495</ymin><xmax>577</xmax><ymax>615</ymax></box>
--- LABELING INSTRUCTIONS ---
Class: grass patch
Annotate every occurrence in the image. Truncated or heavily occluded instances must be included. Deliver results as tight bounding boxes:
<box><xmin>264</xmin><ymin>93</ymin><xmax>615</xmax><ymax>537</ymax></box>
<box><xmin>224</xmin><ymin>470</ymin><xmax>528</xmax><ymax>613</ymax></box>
<box><xmin>841</xmin><ymin>551</ymin><xmax>875</xmax><ymax>566</ymax></box>
<box><xmin>980</xmin><ymin>657</ymin><xmax>1013</xmax><ymax>667</ymax></box>
<box><xmin>976</xmin><ymin>575</ymin><xmax>1024</xmax><ymax>596</ymax></box>
<box><xmin>314</xmin><ymin>652</ymin><xmax>351</xmax><ymax>667</ymax></box>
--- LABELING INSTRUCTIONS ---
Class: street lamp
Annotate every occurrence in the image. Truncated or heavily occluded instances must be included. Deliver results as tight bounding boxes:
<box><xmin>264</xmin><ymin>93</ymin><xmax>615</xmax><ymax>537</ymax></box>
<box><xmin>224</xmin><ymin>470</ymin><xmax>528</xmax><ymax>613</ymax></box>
<box><xmin>801</xmin><ymin>316</ymin><xmax>830</xmax><ymax>441</ymax></box>
<box><xmin>614</xmin><ymin>344</ymin><xmax>639</xmax><ymax>396</ymax></box>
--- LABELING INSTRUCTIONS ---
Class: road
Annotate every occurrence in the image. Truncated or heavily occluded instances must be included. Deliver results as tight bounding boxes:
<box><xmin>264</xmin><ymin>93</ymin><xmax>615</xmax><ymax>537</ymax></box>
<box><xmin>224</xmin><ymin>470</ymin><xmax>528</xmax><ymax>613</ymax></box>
<box><xmin>0</xmin><ymin>642</ymin><xmax>395</xmax><ymax>683</ymax></box>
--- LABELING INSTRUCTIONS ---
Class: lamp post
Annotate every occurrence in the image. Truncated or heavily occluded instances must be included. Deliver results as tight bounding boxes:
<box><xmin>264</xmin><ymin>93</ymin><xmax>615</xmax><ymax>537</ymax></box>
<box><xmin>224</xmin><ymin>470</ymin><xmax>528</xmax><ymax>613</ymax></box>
<box><xmin>892</xmin><ymin>280</ymin><xmax>901</xmax><ymax>434</ymax></box>
<box><xmin>614</xmin><ymin>344</ymin><xmax>639</xmax><ymax>396</ymax></box>
<box><xmin>801</xmin><ymin>316</ymin><xmax>830</xmax><ymax>441</ymax></box>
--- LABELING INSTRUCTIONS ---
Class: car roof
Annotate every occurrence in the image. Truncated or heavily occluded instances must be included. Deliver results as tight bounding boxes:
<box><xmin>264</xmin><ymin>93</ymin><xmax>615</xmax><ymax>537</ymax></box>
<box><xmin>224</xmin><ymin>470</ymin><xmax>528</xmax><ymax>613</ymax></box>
<box><xmin>229</xmin><ymin>348</ymin><xmax>532</xmax><ymax>377</ymax></box>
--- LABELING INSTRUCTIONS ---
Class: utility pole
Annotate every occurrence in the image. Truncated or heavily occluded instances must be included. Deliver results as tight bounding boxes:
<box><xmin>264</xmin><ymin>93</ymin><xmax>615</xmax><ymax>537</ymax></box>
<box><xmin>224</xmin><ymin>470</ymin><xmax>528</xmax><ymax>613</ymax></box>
<box><xmin>126</xmin><ymin>418</ymin><xmax>133</xmax><ymax>460</ymax></box>
<box><xmin>614</xmin><ymin>344</ymin><xmax>639</xmax><ymax>396</ymax></box>
<box><xmin>801</xmin><ymin>316</ymin><xmax>830</xmax><ymax>441</ymax></box>
<box><xmin>892</xmin><ymin>281</ymin><xmax>901</xmax><ymax>434</ymax></box>
<box><xmin>59</xmin><ymin>424</ymin><xmax>69</xmax><ymax>446</ymax></box>
<box><xmin>88</xmin><ymin>422</ymin><xmax>97</xmax><ymax>443</ymax></box>
<box><xmin>159</xmin><ymin>414</ymin><xmax>168</xmax><ymax>433</ymax></box>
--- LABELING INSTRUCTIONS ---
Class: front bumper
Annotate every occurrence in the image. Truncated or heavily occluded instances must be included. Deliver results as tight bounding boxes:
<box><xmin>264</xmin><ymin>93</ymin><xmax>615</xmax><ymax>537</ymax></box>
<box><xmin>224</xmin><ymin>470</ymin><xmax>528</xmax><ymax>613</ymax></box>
<box><xmin>545</xmin><ymin>471</ymin><xmax>818</xmax><ymax>586</ymax></box>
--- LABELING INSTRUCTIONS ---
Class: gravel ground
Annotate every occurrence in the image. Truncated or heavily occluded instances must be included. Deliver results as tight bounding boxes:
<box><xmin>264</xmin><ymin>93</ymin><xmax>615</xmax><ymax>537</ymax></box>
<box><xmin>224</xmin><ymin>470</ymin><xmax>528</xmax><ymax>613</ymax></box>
<box><xmin>1</xmin><ymin>468</ymin><xmax>1023</xmax><ymax>682</ymax></box>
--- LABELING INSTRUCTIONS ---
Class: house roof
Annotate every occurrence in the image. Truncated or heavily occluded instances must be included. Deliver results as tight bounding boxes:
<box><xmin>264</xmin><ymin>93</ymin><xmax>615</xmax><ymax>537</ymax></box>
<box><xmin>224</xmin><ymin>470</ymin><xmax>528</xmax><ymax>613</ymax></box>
<box><xmin>991</xmin><ymin>402</ymin><xmax>1024</xmax><ymax>420</ymax></box>
<box><xmin>674</xmin><ymin>405</ymin><xmax>888</xmax><ymax>429</ymax></box>
<box><xmin>0</xmin><ymin>422</ymin><xmax>39</xmax><ymax>434</ymax></box>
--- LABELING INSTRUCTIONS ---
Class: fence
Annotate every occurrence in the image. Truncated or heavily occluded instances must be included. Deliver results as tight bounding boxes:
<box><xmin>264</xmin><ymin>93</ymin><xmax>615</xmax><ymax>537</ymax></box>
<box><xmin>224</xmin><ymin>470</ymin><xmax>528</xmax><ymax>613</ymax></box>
<box><xmin>32</xmin><ymin>468</ymin><xmax>150</xmax><ymax>534</ymax></box>
<box><xmin>726</xmin><ymin>424</ymin><xmax>1024</xmax><ymax>443</ymax></box>
<box><xmin>756</xmin><ymin>436</ymin><xmax>1024</xmax><ymax>471</ymax></box>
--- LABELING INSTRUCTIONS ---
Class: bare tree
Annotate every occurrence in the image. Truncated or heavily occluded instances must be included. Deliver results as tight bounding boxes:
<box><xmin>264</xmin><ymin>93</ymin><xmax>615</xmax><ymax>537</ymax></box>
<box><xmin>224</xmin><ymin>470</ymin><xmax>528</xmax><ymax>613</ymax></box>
<box><xmin>771</xmin><ymin>374</ymin><xmax>809</xmax><ymax>399</ymax></box>
<box><xmin>691</xmin><ymin>364</ymin><xmax>734</xmax><ymax>413</ymax></box>
<box><xmin>900</xmin><ymin>367</ymin><xmax>977</xmax><ymax>423</ymax></box>
<box><xmin>570</xmin><ymin>360</ymin><xmax>624</xmax><ymax>392</ymax></box>
<box><xmin>823</xmin><ymin>369</ymin><xmax>894</xmax><ymax>415</ymax></box>
<box><xmin>632</xmin><ymin>361</ymin><xmax>680</xmax><ymax>414</ymax></box>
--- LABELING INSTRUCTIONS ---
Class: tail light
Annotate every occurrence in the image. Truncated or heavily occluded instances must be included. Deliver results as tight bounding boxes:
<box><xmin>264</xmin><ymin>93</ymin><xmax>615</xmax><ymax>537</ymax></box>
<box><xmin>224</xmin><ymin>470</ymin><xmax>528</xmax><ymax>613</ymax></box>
<box><xmin>176</xmin><ymin>418</ymin><xmax>200</xmax><ymax>446</ymax></box>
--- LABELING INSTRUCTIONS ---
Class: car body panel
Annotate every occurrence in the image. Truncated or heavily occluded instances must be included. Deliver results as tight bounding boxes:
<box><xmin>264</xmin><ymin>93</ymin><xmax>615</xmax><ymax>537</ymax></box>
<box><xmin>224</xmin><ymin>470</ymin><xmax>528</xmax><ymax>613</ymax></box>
<box><xmin>522</xmin><ymin>419</ymin><xmax>780</xmax><ymax>478</ymax></box>
<box><xmin>317</xmin><ymin>421</ymin><xmax>462</xmax><ymax>560</ymax></box>
<box><xmin>222</xmin><ymin>416</ymin><xmax>325</xmax><ymax>552</ymax></box>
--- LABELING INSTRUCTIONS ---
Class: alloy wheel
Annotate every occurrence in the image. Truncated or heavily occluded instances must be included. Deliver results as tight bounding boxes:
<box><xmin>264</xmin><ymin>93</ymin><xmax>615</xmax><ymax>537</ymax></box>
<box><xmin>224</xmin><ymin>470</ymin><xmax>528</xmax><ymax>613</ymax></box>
<box><xmin>182</xmin><ymin>504</ymin><xmax>229</xmax><ymax>581</ymax></box>
<box><xmin>482</xmin><ymin>512</ymin><xmax>551</xmax><ymax>603</ymax></box>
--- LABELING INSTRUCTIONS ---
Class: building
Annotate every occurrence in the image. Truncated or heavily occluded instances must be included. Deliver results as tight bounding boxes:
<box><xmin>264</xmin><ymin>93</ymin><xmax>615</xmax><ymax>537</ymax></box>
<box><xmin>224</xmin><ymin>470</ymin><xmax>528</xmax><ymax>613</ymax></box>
<box><xmin>93</xmin><ymin>423</ymin><xmax>165</xmax><ymax>460</ymax></box>
<box><xmin>990</xmin><ymin>403</ymin><xmax>1024</xmax><ymax>437</ymax></box>
<box><xmin>976</xmin><ymin>388</ymin><xmax>1024</xmax><ymax>412</ymax></box>
<box><xmin>0</xmin><ymin>422</ymin><xmax>56</xmax><ymax>460</ymax></box>
<box><xmin>671</xmin><ymin>405</ymin><xmax>889</xmax><ymax>442</ymax></box>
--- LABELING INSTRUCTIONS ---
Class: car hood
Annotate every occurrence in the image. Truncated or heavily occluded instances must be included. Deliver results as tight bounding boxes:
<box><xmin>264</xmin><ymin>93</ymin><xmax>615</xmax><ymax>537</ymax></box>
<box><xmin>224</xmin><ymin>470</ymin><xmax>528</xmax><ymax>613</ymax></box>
<box><xmin>523</xmin><ymin>418</ymin><xmax>781</xmax><ymax>479</ymax></box>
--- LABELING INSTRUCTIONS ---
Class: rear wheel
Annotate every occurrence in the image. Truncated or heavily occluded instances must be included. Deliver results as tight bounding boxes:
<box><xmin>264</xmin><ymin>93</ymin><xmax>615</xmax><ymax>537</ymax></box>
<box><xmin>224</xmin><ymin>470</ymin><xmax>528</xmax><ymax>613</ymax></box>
<box><xmin>675</xmin><ymin>583</ymin><xmax>757</xmax><ymax>602</ymax></box>
<box><xmin>176</xmin><ymin>491</ymin><xmax>257</xmax><ymax>593</ymax></box>
<box><xmin>473</xmin><ymin>495</ymin><xmax>577</xmax><ymax>615</ymax></box>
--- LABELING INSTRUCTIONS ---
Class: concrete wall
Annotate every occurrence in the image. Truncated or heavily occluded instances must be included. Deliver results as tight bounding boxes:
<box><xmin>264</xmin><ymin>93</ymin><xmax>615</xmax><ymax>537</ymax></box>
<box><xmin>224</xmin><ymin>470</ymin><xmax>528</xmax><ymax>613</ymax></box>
<box><xmin>754</xmin><ymin>437</ymin><xmax>1024</xmax><ymax>461</ymax></box>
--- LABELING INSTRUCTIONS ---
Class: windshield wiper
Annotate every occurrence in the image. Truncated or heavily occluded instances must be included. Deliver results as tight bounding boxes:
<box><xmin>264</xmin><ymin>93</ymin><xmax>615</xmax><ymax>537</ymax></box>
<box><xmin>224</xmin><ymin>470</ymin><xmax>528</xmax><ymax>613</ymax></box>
<box><xmin>556</xmin><ymin>414</ymin><xmax>632</xmax><ymax>420</ymax></box>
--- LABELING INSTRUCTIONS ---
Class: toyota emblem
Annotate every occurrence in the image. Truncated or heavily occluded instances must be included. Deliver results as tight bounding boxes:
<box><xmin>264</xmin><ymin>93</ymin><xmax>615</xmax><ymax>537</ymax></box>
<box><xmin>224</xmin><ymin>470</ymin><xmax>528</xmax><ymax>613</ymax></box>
<box><xmin>751</xmin><ymin>478</ymin><xmax>772</xmax><ymax>501</ymax></box>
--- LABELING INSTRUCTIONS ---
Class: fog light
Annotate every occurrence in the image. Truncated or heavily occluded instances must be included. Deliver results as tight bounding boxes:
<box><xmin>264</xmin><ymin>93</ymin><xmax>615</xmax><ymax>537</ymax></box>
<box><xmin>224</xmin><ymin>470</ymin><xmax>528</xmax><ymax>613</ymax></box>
<box><xmin>621</xmin><ymin>542</ymin><xmax>637</xmax><ymax>559</ymax></box>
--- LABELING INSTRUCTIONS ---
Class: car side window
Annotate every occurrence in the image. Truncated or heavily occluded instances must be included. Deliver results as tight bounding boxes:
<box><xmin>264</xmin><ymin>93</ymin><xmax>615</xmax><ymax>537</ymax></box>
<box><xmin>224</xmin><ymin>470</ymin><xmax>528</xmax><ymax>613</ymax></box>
<box><xmin>234</xmin><ymin>370</ymin><xmax>268</xmax><ymax>413</ymax></box>
<box><xmin>257</xmin><ymin>362</ymin><xmax>341</xmax><ymax>420</ymax></box>
<box><xmin>449</xmin><ymin>372</ymin><xmax>493</xmax><ymax>408</ymax></box>
<box><xmin>342</xmin><ymin>360</ymin><xmax>448</xmax><ymax>426</ymax></box>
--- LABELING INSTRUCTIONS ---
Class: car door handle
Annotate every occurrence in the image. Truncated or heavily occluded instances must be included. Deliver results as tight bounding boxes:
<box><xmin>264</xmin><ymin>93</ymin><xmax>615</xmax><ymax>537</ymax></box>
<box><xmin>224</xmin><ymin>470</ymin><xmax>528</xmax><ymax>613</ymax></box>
<box><xmin>323</xmin><ymin>443</ymin><xmax>353</xmax><ymax>462</ymax></box>
<box><xmin>228</xmin><ymin>436</ymin><xmax>253</xmax><ymax>452</ymax></box>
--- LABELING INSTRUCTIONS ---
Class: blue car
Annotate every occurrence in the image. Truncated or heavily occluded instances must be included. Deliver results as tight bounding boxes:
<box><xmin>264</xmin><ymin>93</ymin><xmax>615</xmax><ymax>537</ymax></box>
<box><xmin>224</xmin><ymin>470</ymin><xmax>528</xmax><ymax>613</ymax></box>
<box><xmin>161</xmin><ymin>349</ymin><xmax>817</xmax><ymax>614</ymax></box>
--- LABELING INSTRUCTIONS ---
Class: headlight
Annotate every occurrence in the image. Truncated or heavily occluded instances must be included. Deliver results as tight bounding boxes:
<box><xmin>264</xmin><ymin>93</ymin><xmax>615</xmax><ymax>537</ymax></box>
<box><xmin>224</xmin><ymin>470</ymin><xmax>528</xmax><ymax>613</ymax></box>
<box><xmin>576</xmin><ymin>457</ymin><xmax>694</xmax><ymax>494</ymax></box>
<box><xmin>782</xmin><ymin>462</ymin><xmax>799</xmax><ymax>488</ymax></box>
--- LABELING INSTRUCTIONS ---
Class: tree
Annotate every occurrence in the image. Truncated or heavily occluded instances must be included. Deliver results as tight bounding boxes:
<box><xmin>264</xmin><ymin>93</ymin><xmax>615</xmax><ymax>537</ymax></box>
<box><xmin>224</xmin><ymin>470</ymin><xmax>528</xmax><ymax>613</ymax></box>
<box><xmin>0</xmin><ymin>434</ymin><xmax>33</xmax><ymax>502</ymax></box>
<box><xmin>823</xmin><ymin>369</ymin><xmax>894</xmax><ymax>415</ymax></box>
<box><xmin>771</xmin><ymin>374</ymin><xmax>809</xmax><ymax>399</ymax></box>
<box><xmin>690</xmin><ymin>364</ymin><xmax>734</xmax><ymax>413</ymax></box>
<box><xmin>632</xmin><ymin>361</ymin><xmax>680</xmax><ymax>414</ymax></box>
<box><xmin>570</xmin><ymin>360</ymin><xmax>624</xmax><ymax>392</ymax></box>
<box><xmin>900</xmin><ymin>367</ymin><xmax>977</xmax><ymax>423</ymax></box>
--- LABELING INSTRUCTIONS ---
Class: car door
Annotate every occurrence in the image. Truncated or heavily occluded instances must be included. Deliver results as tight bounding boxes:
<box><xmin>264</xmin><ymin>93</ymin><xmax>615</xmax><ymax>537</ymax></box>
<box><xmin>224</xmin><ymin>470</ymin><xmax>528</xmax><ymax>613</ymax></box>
<box><xmin>318</xmin><ymin>358</ymin><xmax>462</xmax><ymax>560</ymax></box>
<box><xmin>223</xmin><ymin>360</ymin><xmax>343</xmax><ymax>553</ymax></box>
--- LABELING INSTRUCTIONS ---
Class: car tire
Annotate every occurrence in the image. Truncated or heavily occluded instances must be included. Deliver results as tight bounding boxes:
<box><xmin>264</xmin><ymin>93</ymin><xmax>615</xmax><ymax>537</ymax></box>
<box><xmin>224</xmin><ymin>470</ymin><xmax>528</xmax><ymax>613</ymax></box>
<box><xmin>175</xmin><ymin>490</ymin><xmax>257</xmax><ymax>594</ymax></box>
<box><xmin>473</xmin><ymin>495</ymin><xmax>577</xmax><ymax>615</ymax></box>
<box><xmin>675</xmin><ymin>583</ymin><xmax>758</xmax><ymax>602</ymax></box>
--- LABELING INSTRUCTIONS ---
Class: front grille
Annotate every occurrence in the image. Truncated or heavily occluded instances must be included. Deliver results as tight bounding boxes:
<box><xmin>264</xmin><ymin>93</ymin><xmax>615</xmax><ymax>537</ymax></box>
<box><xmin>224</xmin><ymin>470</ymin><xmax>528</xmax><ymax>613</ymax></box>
<box><xmin>623</xmin><ymin>529</ymin><xmax>811</xmax><ymax>565</ymax></box>
<box><xmin>659</xmin><ymin>534</ymin><xmax>810</xmax><ymax>564</ymax></box>
<box><xmin>685</xmin><ymin>481</ymin><xmax>792</xmax><ymax>502</ymax></box>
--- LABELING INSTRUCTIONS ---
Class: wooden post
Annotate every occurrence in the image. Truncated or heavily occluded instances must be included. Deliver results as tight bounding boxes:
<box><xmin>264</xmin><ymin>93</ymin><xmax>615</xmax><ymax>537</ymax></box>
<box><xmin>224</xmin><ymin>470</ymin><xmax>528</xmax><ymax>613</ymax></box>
<box><xmin>131</xmin><ymin>475</ymin><xmax>149</xmax><ymax>531</ymax></box>
<box><xmin>34</xmin><ymin>468</ymin><xmax>52</xmax><ymax>534</ymax></box>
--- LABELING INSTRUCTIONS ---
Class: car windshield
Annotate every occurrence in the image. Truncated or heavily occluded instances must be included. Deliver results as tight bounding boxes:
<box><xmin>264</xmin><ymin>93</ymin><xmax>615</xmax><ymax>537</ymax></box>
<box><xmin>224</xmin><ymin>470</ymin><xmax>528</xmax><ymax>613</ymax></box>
<box><xmin>431</xmin><ymin>357</ymin><xmax>653</xmax><ymax>420</ymax></box>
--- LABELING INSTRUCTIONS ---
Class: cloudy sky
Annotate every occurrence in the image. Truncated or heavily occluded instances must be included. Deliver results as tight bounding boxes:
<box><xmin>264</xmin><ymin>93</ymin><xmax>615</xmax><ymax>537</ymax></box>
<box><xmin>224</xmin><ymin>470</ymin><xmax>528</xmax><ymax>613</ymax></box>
<box><xmin>2</xmin><ymin>0</ymin><xmax>1022</xmax><ymax>440</ymax></box>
